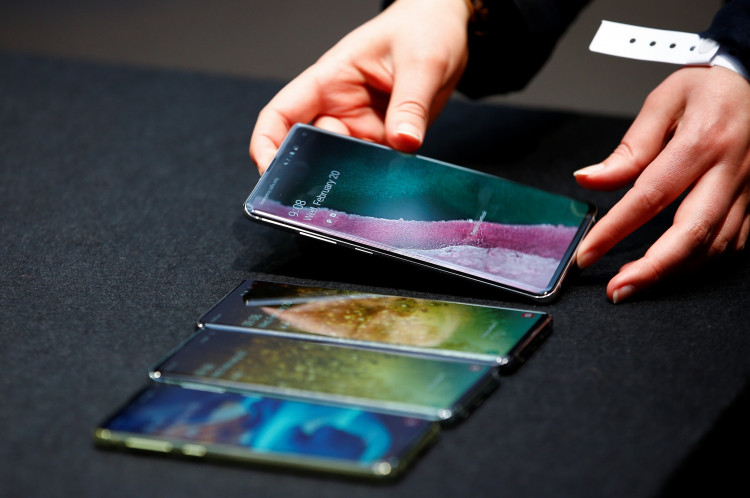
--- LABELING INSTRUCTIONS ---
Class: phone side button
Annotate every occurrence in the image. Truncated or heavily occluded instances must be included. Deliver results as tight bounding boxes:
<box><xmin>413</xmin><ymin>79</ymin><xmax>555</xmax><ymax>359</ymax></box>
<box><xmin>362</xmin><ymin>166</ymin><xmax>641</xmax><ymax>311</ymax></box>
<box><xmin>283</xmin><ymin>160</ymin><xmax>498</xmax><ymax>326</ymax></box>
<box><xmin>182</xmin><ymin>444</ymin><xmax>207</xmax><ymax>457</ymax></box>
<box><xmin>298</xmin><ymin>231</ymin><xmax>336</xmax><ymax>244</ymax></box>
<box><xmin>124</xmin><ymin>437</ymin><xmax>173</xmax><ymax>453</ymax></box>
<box><xmin>354</xmin><ymin>247</ymin><xmax>372</xmax><ymax>255</ymax></box>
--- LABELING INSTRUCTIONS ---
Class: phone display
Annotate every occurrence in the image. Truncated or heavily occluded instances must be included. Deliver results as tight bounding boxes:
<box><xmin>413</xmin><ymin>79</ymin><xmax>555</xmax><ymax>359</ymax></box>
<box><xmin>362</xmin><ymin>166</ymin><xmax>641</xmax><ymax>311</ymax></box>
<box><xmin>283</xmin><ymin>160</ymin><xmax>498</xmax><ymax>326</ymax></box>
<box><xmin>95</xmin><ymin>383</ymin><xmax>439</xmax><ymax>479</ymax></box>
<box><xmin>150</xmin><ymin>328</ymin><xmax>499</xmax><ymax>422</ymax></box>
<box><xmin>199</xmin><ymin>279</ymin><xmax>552</xmax><ymax>370</ymax></box>
<box><xmin>244</xmin><ymin>124</ymin><xmax>596</xmax><ymax>301</ymax></box>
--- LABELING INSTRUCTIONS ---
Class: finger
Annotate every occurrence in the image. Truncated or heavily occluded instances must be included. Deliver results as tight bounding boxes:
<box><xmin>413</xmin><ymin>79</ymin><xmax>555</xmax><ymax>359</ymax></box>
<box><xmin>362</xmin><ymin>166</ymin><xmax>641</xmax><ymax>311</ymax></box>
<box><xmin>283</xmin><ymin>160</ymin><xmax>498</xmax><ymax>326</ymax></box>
<box><xmin>249</xmin><ymin>108</ymin><xmax>294</xmax><ymax>173</ymax></box>
<box><xmin>606</xmin><ymin>167</ymin><xmax>745</xmax><ymax>302</ymax></box>
<box><xmin>574</xmin><ymin>81</ymin><xmax>686</xmax><ymax>191</ymax></box>
<box><xmin>735</xmin><ymin>212</ymin><xmax>750</xmax><ymax>251</ymax></box>
<box><xmin>577</xmin><ymin>129</ymin><xmax>712</xmax><ymax>269</ymax></box>
<box><xmin>384</xmin><ymin>54</ymin><xmax>453</xmax><ymax>152</ymax></box>
<box><xmin>605</xmin><ymin>221</ymin><xmax>704</xmax><ymax>303</ymax></box>
<box><xmin>249</xmin><ymin>71</ymin><xmax>327</xmax><ymax>172</ymax></box>
<box><xmin>312</xmin><ymin>115</ymin><xmax>351</xmax><ymax>136</ymax></box>
<box><xmin>711</xmin><ymin>192</ymin><xmax>750</xmax><ymax>255</ymax></box>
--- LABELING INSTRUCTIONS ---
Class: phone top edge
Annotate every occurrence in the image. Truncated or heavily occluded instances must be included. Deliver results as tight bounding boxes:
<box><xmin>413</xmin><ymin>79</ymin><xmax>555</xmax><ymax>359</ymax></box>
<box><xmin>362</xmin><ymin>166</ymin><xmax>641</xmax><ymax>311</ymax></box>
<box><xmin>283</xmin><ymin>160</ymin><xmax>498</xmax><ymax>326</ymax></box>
<box><xmin>201</xmin><ymin>323</ymin><xmax>509</xmax><ymax>366</ymax></box>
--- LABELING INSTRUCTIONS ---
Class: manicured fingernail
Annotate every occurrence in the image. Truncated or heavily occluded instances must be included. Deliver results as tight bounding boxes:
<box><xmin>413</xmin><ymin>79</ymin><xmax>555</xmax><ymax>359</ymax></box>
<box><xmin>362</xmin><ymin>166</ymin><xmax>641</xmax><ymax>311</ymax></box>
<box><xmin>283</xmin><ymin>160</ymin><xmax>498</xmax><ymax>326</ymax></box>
<box><xmin>612</xmin><ymin>284</ymin><xmax>637</xmax><ymax>304</ymax></box>
<box><xmin>573</xmin><ymin>163</ymin><xmax>605</xmax><ymax>177</ymax></box>
<box><xmin>395</xmin><ymin>123</ymin><xmax>421</xmax><ymax>142</ymax></box>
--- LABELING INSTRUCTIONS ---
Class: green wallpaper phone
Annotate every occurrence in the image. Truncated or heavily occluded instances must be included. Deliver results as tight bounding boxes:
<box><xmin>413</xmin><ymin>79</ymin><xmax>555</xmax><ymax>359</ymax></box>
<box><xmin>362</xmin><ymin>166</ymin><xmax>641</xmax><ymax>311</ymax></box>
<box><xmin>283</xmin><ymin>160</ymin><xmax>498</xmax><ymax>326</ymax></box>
<box><xmin>150</xmin><ymin>328</ymin><xmax>499</xmax><ymax>423</ymax></box>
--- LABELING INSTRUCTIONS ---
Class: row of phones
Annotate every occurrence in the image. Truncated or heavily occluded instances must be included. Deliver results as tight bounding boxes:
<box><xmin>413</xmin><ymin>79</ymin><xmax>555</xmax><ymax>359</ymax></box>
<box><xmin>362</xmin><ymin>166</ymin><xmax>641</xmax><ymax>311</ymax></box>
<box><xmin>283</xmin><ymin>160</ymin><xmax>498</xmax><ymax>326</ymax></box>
<box><xmin>94</xmin><ymin>279</ymin><xmax>553</xmax><ymax>479</ymax></box>
<box><xmin>244</xmin><ymin>124</ymin><xmax>597</xmax><ymax>302</ymax></box>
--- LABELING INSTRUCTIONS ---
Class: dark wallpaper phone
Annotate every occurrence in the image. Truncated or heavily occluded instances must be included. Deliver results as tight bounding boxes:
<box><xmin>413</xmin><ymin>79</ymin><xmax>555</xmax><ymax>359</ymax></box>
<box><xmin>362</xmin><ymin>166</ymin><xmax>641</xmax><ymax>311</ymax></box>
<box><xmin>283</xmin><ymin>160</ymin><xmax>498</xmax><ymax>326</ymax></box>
<box><xmin>246</xmin><ymin>124</ymin><xmax>596</xmax><ymax>299</ymax></box>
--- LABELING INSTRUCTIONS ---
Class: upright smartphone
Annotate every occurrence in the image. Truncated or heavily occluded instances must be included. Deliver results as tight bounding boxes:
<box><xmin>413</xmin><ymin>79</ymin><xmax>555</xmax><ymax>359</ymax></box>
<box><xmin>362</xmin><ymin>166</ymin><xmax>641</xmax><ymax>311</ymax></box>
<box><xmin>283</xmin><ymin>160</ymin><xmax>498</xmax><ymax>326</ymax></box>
<box><xmin>244</xmin><ymin>124</ymin><xmax>596</xmax><ymax>302</ymax></box>
<box><xmin>199</xmin><ymin>279</ymin><xmax>552</xmax><ymax>371</ymax></box>
<box><xmin>94</xmin><ymin>383</ymin><xmax>439</xmax><ymax>479</ymax></box>
<box><xmin>149</xmin><ymin>328</ymin><xmax>499</xmax><ymax>423</ymax></box>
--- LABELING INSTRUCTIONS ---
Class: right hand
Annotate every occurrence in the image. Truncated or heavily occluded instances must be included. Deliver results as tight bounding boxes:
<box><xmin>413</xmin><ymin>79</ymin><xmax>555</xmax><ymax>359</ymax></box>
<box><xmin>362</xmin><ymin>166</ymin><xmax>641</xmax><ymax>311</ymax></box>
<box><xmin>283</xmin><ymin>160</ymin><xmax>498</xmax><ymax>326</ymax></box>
<box><xmin>249</xmin><ymin>0</ymin><xmax>471</xmax><ymax>173</ymax></box>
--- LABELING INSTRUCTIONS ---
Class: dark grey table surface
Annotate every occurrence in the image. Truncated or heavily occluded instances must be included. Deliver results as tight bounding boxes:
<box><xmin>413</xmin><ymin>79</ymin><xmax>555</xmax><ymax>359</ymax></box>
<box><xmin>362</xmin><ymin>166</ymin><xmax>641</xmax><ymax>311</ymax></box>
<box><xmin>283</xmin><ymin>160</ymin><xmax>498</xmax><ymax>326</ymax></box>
<box><xmin>1</xmin><ymin>53</ymin><xmax>748</xmax><ymax>498</ymax></box>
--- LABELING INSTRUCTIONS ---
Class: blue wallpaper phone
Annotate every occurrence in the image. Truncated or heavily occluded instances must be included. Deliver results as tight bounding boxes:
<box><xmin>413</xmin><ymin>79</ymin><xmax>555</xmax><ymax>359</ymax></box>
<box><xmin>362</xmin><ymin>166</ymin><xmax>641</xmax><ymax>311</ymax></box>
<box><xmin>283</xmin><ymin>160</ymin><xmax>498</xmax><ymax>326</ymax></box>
<box><xmin>244</xmin><ymin>124</ymin><xmax>596</xmax><ymax>301</ymax></box>
<box><xmin>95</xmin><ymin>383</ymin><xmax>439</xmax><ymax>479</ymax></box>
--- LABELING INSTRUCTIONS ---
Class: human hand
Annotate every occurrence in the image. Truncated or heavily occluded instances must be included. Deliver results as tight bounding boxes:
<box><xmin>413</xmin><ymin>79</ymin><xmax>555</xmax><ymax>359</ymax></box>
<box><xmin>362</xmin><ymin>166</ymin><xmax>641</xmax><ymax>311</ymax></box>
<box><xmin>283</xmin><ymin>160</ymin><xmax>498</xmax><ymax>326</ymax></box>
<box><xmin>574</xmin><ymin>66</ymin><xmax>750</xmax><ymax>303</ymax></box>
<box><xmin>249</xmin><ymin>0</ymin><xmax>471</xmax><ymax>173</ymax></box>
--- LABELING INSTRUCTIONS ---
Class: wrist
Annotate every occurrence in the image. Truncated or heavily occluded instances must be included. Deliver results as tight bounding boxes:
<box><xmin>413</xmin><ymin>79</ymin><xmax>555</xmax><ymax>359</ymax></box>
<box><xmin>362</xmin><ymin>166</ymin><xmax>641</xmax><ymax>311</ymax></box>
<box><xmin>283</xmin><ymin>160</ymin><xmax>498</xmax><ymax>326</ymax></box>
<box><xmin>383</xmin><ymin>0</ymin><xmax>472</xmax><ymax>25</ymax></box>
<box><xmin>709</xmin><ymin>46</ymin><xmax>749</xmax><ymax>81</ymax></box>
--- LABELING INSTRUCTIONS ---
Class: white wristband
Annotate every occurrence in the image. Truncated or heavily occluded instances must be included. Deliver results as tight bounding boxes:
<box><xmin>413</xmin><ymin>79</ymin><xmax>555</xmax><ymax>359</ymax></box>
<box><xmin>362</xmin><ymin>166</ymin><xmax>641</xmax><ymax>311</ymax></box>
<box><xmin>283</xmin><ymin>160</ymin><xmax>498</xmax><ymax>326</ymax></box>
<box><xmin>589</xmin><ymin>20</ymin><xmax>749</xmax><ymax>81</ymax></box>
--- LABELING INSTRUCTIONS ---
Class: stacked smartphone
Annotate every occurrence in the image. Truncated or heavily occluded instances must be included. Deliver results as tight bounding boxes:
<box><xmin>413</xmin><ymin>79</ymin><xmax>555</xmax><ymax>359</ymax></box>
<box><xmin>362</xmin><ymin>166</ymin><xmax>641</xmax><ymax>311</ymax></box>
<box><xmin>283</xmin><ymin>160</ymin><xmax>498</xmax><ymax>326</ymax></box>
<box><xmin>94</xmin><ymin>279</ymin><xmax>553</xmax><ymax>479</ymax></box>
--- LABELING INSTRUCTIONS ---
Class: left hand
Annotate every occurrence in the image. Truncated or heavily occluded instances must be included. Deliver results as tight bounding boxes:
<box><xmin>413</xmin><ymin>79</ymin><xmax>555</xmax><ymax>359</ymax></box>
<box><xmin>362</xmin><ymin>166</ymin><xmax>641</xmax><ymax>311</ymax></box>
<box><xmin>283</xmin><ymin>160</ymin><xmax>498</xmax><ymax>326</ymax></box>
<box><xmin>574</xmin><ymin>65</ymin><xmax>750</xmax><ymax>303</ymax></box>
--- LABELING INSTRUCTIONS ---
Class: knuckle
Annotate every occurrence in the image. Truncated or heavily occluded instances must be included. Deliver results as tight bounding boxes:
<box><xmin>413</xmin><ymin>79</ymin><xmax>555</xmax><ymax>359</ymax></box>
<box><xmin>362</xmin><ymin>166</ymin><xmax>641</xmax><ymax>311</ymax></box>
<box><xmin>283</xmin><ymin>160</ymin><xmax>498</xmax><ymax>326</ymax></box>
<box><xmin>632</xmin><ymin>183</ymin><xmax>669</xmax><ymax>215</ymax></box>
<box><xmin>684</xmin><ymin>216</ymin><xmax>715</xmax><ymax>248</ymax></box>
<box><xmin>639</xmin><ymin>255</ymin><xmax>668</xmax><ymax>283</ymax></box>
<box><xmin>709</xmin><ymin>234</ymin><xmax>731</xmax><ymax>258</ymax></box>
<box><xmin>611</xmin><ymin>141</ymin><xmax>637</xmax><ymax>162</ymax></box>
<box><xmin>394</xmin><ymin>98</ymin><xmax>430</xmax><ymax>121</ymax></box>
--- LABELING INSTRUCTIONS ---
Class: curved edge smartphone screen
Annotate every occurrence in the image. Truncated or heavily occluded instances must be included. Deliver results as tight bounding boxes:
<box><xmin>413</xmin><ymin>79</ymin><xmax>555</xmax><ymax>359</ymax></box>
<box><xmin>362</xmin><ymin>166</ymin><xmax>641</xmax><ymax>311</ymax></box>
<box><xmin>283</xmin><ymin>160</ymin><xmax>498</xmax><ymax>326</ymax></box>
<box><xmin>200</xmin><ymin>279</ymin><xmax>552</xmax><ymax>369</ymax></box>
<box><xmin>149</xmin><ymin>328</ymin><xmax>499</xmax><ymax>422</ymax></box>
<box><xmin>95</xmin><ymin>383</ymin><xmax>439</xmax><ymax>479</ymax></box>
<box><xmin>244</xmin><ymin>124</ymin><xmax>596</xmax><ymax>301</ymax></box>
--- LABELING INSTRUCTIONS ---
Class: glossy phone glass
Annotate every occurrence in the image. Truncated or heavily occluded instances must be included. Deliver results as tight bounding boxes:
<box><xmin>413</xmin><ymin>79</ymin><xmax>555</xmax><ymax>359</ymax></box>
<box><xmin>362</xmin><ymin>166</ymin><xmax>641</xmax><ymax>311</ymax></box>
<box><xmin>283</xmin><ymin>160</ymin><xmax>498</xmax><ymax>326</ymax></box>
<box><xmin>244</xmin><ymin>124</ymin><xmax>596</xmax><ymax>301</ymax></box>
<box><xmin>200</xmin><ymin>279</ymin><xmax>552</xmax><ymax>370</ymax></box>
<box><xmin>150</xmin><ymin>328</ymin><xmax>498</xmax><ymax>423</ymax></box>
<box><xmin>95</xmin><ymin>383</ymin><xmax>439</xmax><ymax>479</ymax></box>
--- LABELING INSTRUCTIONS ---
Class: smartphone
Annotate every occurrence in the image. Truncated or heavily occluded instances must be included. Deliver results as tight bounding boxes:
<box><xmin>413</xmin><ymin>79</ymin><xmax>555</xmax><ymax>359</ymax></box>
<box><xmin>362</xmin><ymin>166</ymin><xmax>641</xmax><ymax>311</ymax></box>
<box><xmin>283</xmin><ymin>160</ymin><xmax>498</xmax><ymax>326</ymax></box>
<box><xmin>244</xmin><ymin>124</ymin><xmax>596</xmax><ymax>302</ymax></box>
<box><xmin>94</xmin><ymin>383</ymin><xmax>439</xmax><ymax>479</ymax></box>
<box><xmin>149</xmin><ymin>328</ymin><xmax>499</xmax><ymax>423</ymax></box>
<box><xmin>199</xmin><ymin>279</ymin><xmax>552</xmax><ymax>372</ymax></box>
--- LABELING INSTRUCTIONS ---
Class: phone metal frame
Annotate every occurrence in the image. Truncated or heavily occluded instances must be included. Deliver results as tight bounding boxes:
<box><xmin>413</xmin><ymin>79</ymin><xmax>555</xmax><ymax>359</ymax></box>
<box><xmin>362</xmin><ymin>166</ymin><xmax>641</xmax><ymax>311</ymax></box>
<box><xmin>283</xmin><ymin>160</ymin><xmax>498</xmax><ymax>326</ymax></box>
<box><xmin>148</xmin><ymin>327</ymin><xmax>500</xmax><ymax>424</ymax></box>
<box><xmin>94</xmin><ymin>383</ymin><xmax>440</xmax><ymax>480</ymax></box>
<box><xmin>245</xmin><ymin>124</ymin><xmax>597</xmax><ymax>303</ymax></box>
<box><xmin>198</xmin><ymin>279</ymin><xmax>554</xmax><ymax>372</ymax></box>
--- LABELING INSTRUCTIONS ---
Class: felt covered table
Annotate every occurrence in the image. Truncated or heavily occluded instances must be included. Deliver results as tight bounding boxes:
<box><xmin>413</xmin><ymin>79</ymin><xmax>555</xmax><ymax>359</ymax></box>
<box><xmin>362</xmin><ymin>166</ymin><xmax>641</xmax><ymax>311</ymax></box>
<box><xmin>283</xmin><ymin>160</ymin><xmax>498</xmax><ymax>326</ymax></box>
<box><xmin>1</xmin><ymin>53</ymin><xmax>748</xmax><ymax>497</ymax></box>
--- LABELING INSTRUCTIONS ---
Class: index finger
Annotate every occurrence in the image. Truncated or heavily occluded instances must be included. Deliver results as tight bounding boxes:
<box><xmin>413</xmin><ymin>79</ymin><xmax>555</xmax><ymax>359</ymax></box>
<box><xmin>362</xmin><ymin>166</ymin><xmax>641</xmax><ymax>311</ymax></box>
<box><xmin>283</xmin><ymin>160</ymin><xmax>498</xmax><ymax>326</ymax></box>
<box><xmin>577</xmin><ymin>134</ymin><xmax>708</xmax><ymax>268</ymax></box>
<box><xmin>249</xmin><ymin>72</ymin><xmax>325</xmax><ymax>173</ymax></box>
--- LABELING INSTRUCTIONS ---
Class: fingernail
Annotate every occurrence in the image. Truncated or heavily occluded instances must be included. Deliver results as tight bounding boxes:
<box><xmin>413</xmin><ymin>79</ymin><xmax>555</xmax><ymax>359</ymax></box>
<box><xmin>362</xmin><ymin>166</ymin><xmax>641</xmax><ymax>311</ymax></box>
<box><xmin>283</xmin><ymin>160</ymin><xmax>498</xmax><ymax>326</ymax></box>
<box><xmin>612</xmin><ymin>284</ymin><xmax>637</xmax><ymax>304</ymax></box>
<box><xmin>576</xmin><ymin>249</ymin><xmax>595</xmax><ymax>269</ymax></box>
<box><xmin>395</xmin><ymin>123</ymin><xmax>421</xmax><ymax>143</ymax></box>
<box><xmin>573</xmin><ymin>163</ymin><xmax>605</xmax><ymax>177</ymax></box>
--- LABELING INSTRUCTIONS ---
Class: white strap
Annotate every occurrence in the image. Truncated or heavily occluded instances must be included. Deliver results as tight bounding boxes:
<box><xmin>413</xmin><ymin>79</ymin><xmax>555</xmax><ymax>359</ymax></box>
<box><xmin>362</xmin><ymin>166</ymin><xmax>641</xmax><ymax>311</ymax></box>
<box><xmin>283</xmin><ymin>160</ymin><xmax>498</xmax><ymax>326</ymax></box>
<box><xmin>589</xmin><ymin>20</ymin><xmax>714</xmax><ymax>64</ymax></box>
<box><xmin>589</xmin><ymin>20</ymin><xmax>748</xmax><ymax>80</ymax></box>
